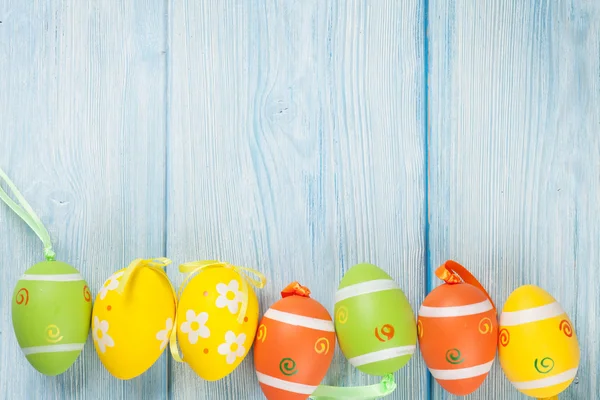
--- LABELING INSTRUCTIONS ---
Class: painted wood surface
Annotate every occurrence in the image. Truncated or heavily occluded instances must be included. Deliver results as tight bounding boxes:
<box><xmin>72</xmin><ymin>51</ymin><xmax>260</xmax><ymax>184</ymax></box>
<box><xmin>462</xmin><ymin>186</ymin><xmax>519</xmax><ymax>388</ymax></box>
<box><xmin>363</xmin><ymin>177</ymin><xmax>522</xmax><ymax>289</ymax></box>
<box><xmin>166</xmin><ymin>1</ymin><xmax>427</xmax><ymax>399</ymax></box>
<box><xmin>0</xmin><ymin>0</ymin><xmax>599</xmax><ymax>399</ymax></box>
<box><xmin>428</xmin><ymin>0</ymin><xmax>600</xmax><ymax>399</ymax></box>
<box><xmin>0</xmin><ymin>1</ymin><xmax>168</xmax><ymax>399</ymax></box>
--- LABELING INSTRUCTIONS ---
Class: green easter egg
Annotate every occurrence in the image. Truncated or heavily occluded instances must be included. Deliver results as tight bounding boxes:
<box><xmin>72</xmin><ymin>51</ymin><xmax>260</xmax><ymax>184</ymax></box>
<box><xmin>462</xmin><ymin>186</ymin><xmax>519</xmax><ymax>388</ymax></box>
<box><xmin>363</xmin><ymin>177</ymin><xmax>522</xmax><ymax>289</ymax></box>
<box><xmin>334</xmin><ymin>263</ymin><xmax>417</xmax><ymax>376</ymax></box>
<box><xmin>12</xmin><ymin>260</ymin><xmax>92</xmax><ymax>376</ymax></box>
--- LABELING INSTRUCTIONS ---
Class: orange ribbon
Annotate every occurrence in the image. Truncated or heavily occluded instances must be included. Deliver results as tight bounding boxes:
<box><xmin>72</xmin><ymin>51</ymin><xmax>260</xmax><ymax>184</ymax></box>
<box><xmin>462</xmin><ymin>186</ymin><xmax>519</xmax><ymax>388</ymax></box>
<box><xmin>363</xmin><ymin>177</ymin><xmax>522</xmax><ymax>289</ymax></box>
<box><xmin>435</xmin><ymin>260</ymin><xmax>496</xmax><ymax>314</ymax></box>
<box><xmin>281</xmin><ymin>281</ymin><xmax>311</xmax><ymax>298</ymax></box>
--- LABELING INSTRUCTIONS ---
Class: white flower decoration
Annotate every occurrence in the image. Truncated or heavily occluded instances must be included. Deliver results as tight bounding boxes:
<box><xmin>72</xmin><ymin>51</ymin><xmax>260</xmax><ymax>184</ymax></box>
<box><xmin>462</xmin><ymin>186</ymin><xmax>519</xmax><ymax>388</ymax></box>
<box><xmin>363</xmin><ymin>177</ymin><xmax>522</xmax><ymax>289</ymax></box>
<box><xmin>92</xmin><ymin>316</ymin><xmax>114</xmax><ymax>354</ymax></box>
<box><xmin>98</xmin><ymin>271</ymin><xmax>124</xmax><ymax>300</ymax></box>
<box><xmin>215</xmin><ymin>280</ymin><xmax>243</xmax><ymax>314</ymax></box>
<box><xmin>156</xmin><ymin>317</ymin><xmax>173</xmax><ymax>351</ymax></box>
<box><xmin>218</xmin><ymin>331</ymin><xmax>247</xmax><ymax>365</ymax></box>
<box><xmin>180</xmin><ymin>310</ymin><xmax>210</xmax><ymax>344</ymax></box>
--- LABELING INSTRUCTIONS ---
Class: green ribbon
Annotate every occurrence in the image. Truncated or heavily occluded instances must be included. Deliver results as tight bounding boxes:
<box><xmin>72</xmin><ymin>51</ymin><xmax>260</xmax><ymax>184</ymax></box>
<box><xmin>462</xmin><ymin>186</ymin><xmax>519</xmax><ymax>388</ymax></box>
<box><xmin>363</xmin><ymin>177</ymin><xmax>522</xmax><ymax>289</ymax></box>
<box><xmin>0</xmin><ymin>167</ymin><xmax>55</xmax><ymax>261</ymax></box>
<box><xmin>310</xmin><ymin>374</ymin><xmax>397</xmax><ymax>399</ymax></box>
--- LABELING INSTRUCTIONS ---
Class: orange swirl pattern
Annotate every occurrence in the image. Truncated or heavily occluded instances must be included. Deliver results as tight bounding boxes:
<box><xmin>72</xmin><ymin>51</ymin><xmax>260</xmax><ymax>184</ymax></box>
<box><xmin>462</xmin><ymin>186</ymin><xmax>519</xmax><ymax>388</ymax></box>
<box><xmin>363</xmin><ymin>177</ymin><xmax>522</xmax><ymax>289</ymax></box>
<box><xmin>314</xmin><ymin>337</ymin><xmax>330</xmax><ymax>355</ymax></box>
<box><xmin>83</xmin><ymin>285</ymin><xmax>92</xmax><ymax>302</ymax></box>
<box><xmin>478</xmin><ymin>317</ymin><xmax>493</xmax><ymax>334</ymax></box>
<box><xmin>256</xmin><ymin>324</ymin><xmax>267</xmax><ymax>343</ymax></box>
<box><xmin>16</xmin><ymin>288</ymin><xmax>29</xmax><ymax>305</ymax></box>
<box><xmin>499</xmin><ymin>328</ymin><xmax>510</xmax><ymax>347</ymax></box>
<box><xmin>417</xmin><ymin>319</ymin><xmax>423</xmax><ymax>338</ymax></box>
<box><xmin>375</xmin><ymin>324</ymin><xmax>395</xmax><ymax>342</ymax></box>
<box><xmin>559</xmin><ymin>319</ymin><xmax>573</xmax><ymax>337</ymax></box>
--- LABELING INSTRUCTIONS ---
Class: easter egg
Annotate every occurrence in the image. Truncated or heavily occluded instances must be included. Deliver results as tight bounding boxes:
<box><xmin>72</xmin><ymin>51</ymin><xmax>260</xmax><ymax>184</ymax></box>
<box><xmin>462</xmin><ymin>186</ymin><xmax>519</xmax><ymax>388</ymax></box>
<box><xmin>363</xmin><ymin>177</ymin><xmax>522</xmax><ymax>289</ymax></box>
<box><xmin>498</xmin><ymin>285</ymin><xmax>580</xmax><ymax>398</ymax></box>
<box><xmin>12</xmin><ymin>260</ymin><xmax>92</xmax><ymax>376</ymax></box>
<box><xmin>92</xmin><ymin>265</ymin><xmax>176</xmax><ymax>379</ymax></box>
<box><xmin>254</xmin><ymin>283</ymin><xmax>335</xmax><ymax>400</ymax></box>
<box><xmin>418</xmin><ymin>280</ymin><xmax>498</xmax><ymax>395</ymax></box>
<box><xmin>176</xmin><ymin>266</ymin><xmax>259</xmax><ymax>380</ymax></box>
<box><xmin>334</xmin><ymin>263</ymin><xmax>417</xmax><ymax>376</ymax></box>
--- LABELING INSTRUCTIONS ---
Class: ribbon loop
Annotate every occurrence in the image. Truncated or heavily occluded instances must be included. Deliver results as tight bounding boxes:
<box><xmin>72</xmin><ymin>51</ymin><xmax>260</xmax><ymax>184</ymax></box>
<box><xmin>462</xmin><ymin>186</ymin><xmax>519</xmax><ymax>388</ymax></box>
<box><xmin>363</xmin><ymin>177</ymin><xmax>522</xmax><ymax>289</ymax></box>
<box><xmin>169</xmin><ymin>260</ymin><xmax>267</xmax><ymax>363</ymax></box>
<box><xmin>0</xmin><ymin>167</ymin><xmax>56</xmax><ymax>261</ymax></box>
<box><xmin>436</xmin><ymin>260</ymin><xmax>496</xmax><ymax>314</ymax></box>
<box><xmin>310</xmin><ymin>373</ymin><xmax>397</xmax><ymax>399</ymax></box>
<box><xmin>281</xmin><ymin>281</ymin><xmax>311</xmax><ymax>298</ymax></box>
<box><xmin>116</xmin><ymin>257</ymin><xmax>172</xmax><ymax>294</ymax></box>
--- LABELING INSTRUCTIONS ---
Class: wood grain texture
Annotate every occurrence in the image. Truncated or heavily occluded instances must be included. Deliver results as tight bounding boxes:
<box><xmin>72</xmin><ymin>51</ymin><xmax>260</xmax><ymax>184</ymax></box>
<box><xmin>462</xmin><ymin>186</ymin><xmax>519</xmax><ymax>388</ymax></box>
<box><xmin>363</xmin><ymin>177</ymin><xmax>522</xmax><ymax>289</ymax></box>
<box><xmin>0</xmin><ymin>1</ymin><xmax>167</xmax><ymax>399</ymax></box>
<box><xmin>166</xmin><ymin>0</ymin><xmax>426</xmax><ymax>399</ymax></box>
<box><xmin>2</xmin><ymin>0</ymin><xmax>598</xmax><ymax>399</ymax></box>
<box><xmin>428</xmin><ymin>0</ymin><xmax>600</xmax><ymax>399</ymax></box>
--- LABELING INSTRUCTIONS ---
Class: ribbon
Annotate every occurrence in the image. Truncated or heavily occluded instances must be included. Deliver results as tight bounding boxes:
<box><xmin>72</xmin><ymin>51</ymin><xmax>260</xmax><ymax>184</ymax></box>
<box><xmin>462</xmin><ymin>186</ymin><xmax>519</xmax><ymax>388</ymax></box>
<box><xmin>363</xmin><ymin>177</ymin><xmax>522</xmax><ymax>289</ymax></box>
<box><xmin>310</xmin><ymin>374</ymin><xmax>397</xmax><ymax>399</ymax></box>
<box><xmin>435</xmin><ymin>260</ymin><xmax>496</xmax><ymax>314</ymax></box>
<box><xmin>168</xmin><ymin>260</ymin><xmax>266</xmax><ymax>363</ymax></box>
<box><xmin>0</xmin><ymin>167</ymin><xmax>56</xmax><ymax>261</ymax></box>
<box><xmin>281</xmin><ymin>281</ymin><xmax>311</xmax><ymax>298</ymax></box>
<box><xmin>115</xmin><ymin>257</ymin><xmax>174</xmax><ymax>295</ymax></box>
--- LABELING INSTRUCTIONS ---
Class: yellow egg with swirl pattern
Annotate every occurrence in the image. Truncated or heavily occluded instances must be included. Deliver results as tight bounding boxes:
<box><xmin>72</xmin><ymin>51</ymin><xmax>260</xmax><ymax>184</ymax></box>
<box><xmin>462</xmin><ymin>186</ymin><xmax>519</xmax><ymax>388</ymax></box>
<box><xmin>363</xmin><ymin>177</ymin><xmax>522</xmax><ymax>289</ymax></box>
<box><xmin>175</xmin><ymin>261</ymin><xmax>264</xmax><ymax>381</ymax></box>
<box><xmin>92</xmin><ymin>258</ymin><xmax>176</xmax><ymax>380</ymax></box>
<box><xmin>498</xmin><ymin>285</ymin><xmax>579</xmax><ymax>398</ymax></box>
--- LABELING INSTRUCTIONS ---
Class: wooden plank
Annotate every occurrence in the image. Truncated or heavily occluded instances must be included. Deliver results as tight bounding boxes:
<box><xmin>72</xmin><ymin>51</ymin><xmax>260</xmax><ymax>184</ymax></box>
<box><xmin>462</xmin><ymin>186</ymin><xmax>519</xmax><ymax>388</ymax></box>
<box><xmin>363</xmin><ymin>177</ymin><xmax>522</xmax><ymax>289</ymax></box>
<box><xmin>428</xmin><ymin>0</ymin><xmax>600</xmax><ymax>398</ymax></box>
<box><xmin>167</xmin><ymin>0</ymin><xmax>427</xmax><ymax>399</ymax></box>
<box><xmin>0</xmin><ymin>1</ymin><xmax>168</xmax><ymax>398</ymax></box>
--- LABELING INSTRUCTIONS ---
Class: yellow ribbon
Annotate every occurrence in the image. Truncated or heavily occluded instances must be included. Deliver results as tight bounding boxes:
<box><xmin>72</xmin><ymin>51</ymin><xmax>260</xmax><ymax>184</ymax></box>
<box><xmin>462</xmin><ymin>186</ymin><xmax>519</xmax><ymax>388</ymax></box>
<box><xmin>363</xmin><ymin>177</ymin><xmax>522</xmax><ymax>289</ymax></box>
<box><xmin>116</xmin><ymin>257</ymin><xmax>174</xmax><ymax>295</ymax></box>
<box><xmin>114</xmin><ymin>258</ymin><xmax>180</xmax><ymax>361</ymax></box>
<box><xmin>168</xmin><ymin>260</ymin><xmax>267</xmax><ymax>363</ymax></box>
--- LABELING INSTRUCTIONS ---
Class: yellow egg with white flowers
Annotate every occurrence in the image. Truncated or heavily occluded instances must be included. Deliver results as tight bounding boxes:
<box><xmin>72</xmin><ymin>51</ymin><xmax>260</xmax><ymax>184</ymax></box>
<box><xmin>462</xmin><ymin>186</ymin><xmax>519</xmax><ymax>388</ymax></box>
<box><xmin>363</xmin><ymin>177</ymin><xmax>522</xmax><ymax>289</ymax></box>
<box><xmin>498</xmin><ymin>284</ymin><xmax>579</xmax><ymax>398</ymax></box>
<box><xmin>174</xmin><ymin>261</ymin><xmax>265</xmax><ymax>381</ymax></box>
<box><xmin>92</xmin><ymin>258</ymin><xmax>176</xmax><ymax>380</ymax></box>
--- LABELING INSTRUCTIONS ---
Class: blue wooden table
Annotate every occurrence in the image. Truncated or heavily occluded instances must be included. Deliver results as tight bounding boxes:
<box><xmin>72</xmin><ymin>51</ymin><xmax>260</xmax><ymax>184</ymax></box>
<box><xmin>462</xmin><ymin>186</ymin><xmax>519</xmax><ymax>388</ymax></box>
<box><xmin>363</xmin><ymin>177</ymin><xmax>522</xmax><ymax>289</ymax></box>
<box><xmin>0</xmin><ymin>1</ymin><xmax>598</xmax><ymax>399</ymax></box>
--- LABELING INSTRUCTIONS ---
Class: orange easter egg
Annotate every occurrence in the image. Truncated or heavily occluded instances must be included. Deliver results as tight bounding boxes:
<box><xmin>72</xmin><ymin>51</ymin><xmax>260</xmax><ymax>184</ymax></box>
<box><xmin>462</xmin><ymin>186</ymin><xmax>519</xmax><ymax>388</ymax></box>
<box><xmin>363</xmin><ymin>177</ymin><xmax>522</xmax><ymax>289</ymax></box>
<box><xmin>417</xmin><ymin>261</ymin><xmax>498</xmax><ymax>396</ymax></box>
<box><xmin>254</xmin><ymin>283</ymin><xmax>335</xmax><ymax>400</ymax></box>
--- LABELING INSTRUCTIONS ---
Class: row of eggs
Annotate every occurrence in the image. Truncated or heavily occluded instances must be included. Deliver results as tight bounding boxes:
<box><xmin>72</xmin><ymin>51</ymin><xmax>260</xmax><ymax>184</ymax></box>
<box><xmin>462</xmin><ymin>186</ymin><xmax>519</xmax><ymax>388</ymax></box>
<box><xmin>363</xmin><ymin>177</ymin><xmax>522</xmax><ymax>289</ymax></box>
<box><xmin>12</xmin><ymin>259</ymin><xmax>579</xmax><ymax>399</ymax></box>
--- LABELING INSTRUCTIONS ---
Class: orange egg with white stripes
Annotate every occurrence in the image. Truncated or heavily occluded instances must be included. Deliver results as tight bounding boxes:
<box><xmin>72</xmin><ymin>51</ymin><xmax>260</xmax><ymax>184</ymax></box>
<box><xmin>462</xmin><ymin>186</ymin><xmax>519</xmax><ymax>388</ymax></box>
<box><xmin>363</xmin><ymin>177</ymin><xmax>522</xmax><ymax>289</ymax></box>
<box><xmin>253</xmin><ymin>282</ymin><xmax>335</xmax><ymax>400</ymax></box>
<box><xmin>417</xmin><ymin>261</ymin><xmax>498</xmax><ymax>396</ymax></box>
<box><xmin>498</xmin><ymin>285</ymin><xmax>579</xmax><ymax>398</ymax></box>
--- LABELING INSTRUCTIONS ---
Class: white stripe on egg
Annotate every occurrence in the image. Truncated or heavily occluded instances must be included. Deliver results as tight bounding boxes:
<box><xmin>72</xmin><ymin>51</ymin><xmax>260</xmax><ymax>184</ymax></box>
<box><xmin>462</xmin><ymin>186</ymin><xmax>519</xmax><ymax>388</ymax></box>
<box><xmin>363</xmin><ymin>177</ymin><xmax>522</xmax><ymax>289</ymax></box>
<box><xmin>22</xmin><ymin>343</ymin><xmax>85</xmax><ymax>355</ymax></box>
<box><xmin>511</xmin><ymin>367</ymin><xmax>578</xmax><ymax>390</ymax></box>
<box><xmin>264</xmin><ymin>309</ymin><xmax>335</xmax><ymax>332</ymax></box>
<box><xmin>419</xmin><ymin>299</ymin><xmax>493</xmax><ymax>318</ymax></box>
<box><xmin>20</xmin><ymin>274</ymin><xmax>84</xmax><ymax>282</ymax></box>
<box><xmin>428</xmin><ymin>360</ymin><xmax>494</xmax><ymax>380</ymax></box>
<box><xmin>499</xmin><ymin>302</ymin><xmax>565</xmax><ymax>326</ymax></box>
<box><xmin>334</xmin><ymin>279</ymin><xmax>399</xmax><ymax>303</ymax></box>
<box><xmin>256</xmin><ymin>372</ymin><xmax>317</xmax><ymax>394</ymax></box>
<box><xmin>348</xmin><ymin>345</ymin><xmax>417</xmax><ymax>367</ymax></box>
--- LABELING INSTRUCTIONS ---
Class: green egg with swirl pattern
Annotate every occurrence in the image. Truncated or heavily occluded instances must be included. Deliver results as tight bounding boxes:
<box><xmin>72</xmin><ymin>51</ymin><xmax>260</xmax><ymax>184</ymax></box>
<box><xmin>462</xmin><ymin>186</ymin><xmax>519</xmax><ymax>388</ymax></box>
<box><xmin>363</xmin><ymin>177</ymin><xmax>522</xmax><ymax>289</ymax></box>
<box><xmin>334</xmin><ymin>263</ymin><xmax>417</xmax><ymax>376</ymax></box>
<box><xmin>12</xmin><ymin>260</ymin><xmax>92</xmax><ymax>376</ymax></box>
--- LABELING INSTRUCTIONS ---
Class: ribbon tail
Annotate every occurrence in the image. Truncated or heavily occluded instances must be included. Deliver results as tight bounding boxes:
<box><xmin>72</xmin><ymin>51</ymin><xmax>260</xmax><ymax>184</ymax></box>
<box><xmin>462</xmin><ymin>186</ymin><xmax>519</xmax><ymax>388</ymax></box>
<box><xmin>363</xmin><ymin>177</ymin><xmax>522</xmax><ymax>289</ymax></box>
<box><xmin>439</xmin><ymin>260</ymin><xmax>497</xmax><ymax>313</ymax></box>
<box><xmin>0</xmin><ymin>167</ymin><xmax>55</xmax><ymax>260</ymax></box>
<box><xmin>236</xmin><ymin>266</ymin><xmax>267</xmax><ymax>288</ymax></box>
<box><xmin>169</xmin><ymin>314</ymin><xmax>183</xmax><ymax>362</ymax></box>
<box><xmin>237</xmin><ymin>276</ymin><xmax>249</xmax><ymax>324</ymax></box>
<box><xmin>310</xmin><ymin>374</ymin><xmax>397</xmax><ymax>399</ymax></box>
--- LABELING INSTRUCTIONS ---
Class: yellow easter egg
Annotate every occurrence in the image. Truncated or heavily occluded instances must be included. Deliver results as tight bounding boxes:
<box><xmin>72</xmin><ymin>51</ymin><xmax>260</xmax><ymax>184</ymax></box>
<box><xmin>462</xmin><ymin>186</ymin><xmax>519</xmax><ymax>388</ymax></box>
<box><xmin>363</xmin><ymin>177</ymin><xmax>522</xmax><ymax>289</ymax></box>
<box><xmin>176</xmin><ymin>266</ymin><xmax>259</xmax><ymax>380</ymax></box>
<box><xmin>498</xmin><ymin>285</ymin><xmax>579</xmax><ymax>398</ymax></box>
<box><xmin>92</xmin><ymin>261</ymin><xmax>176</xmax><ymax>380</ymax></box>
